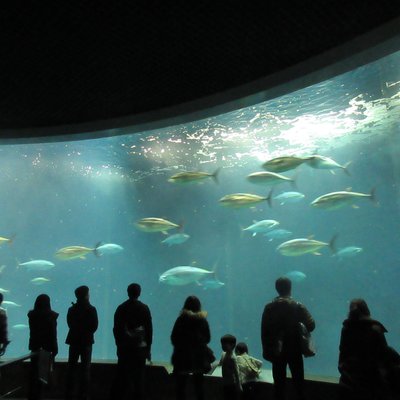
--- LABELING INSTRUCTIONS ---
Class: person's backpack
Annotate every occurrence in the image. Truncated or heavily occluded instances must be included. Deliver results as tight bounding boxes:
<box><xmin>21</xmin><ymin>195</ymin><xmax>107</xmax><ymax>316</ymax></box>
<box><xmin>242</xmin><ymin>355</ymin><xmax>261</xmax><ymax>379</ymax></box>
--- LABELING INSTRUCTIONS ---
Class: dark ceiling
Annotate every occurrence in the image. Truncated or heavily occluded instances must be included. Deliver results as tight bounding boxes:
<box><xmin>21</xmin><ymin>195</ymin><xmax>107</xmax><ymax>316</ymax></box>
<box><xmin>1</xmin><ymin>2</ymin><xmax>400</xmax><ymax>140</ymax></box>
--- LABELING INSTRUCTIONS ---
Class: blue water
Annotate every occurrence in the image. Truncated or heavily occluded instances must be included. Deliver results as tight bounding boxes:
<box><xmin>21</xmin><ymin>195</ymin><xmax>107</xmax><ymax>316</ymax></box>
<box><xmin>1</xmin><ymin>49</ymin><xmax>400</xmax><ymax>378</ymax></box>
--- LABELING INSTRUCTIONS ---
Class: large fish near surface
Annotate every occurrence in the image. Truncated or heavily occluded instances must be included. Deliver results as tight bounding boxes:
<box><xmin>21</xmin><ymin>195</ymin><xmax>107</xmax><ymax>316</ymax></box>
<box><xmin>262</xmin><ymin>156</ymin><xmax>310</xmax><ymax>172</ymax></box>
<box><xmin>311</xmin><ymin>188</ymin><xmax>376</xmax><ymax>210</ymax></box>
<box><xmin>243</xmin><ymin>220</ymin><xmax>279</xmax><ymax>236</ymax></box>
<box><xmin>219</xmin><ymin>191</ymin><xmax>272</xmax><ymax>208</ymax></box>
<box><xmin>277</xmin><ymin>235</ymin><xmax>337</xmax><ymax>256</ymax></box>
<box><xmin>305</xmin><ymin>155</ymin><xmax>351</xmax><ymax>175</ymax></box>
<box><xmin>168</xmin><ymin>168</ymin><xmax>220</xmax><ymax>184</ymax></box>
<box><xmin>18</xmin><ymin>259</ymin><xmax>55</xmax><ymax>271</ymax></box>
<box><xmin>55</xmin><ymin>243</ymin><xmax>101</xmax><ymax>260</ymax></box>
<box><xmin>159</xmin><ymin>266</ymin><xmax>214</xmax><ymax>286</ymax></box>
<box><xmin>247</xmin><ymin>171</ymin><xmax>295</xmax><ymax>187</ymax></box>
<box><xmin>135</xmin><ymin>217</ymin><xmax>181</xmax><ymax>234</ymax></box>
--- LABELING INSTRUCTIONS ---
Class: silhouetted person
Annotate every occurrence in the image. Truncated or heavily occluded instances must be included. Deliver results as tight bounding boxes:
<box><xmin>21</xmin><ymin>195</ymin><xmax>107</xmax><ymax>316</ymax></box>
<box><xmin>109</xmin><ymin>283</ymin><xmax>152</xmax><ymax>400</ymax></box>
<box><xmin>219</xmin><ymin>334</ymin><xmax>241</xmax><ymax>400</ymax></box>
<box><xmin>261</xmin><ymin>277</ymin><xmax>315</xmax><ymax>400</ymax></box>
<box><xmin>0</xmin><ymin>293</ymin><xmax>9</xmax><ymax>357</ymax></box>
<box><xmin>171</xmin><ymin>295</ymin><xmax>213</xmax><ymax>400</ymax></box>
<box><xmin>27</xmin><ymin>294</ymin><xmax>58</xmax><ymax>400</ymax></box>
<box><xmin>65</xmin><ymin>285</ymin><xmax>98</xmax><ymax>400</ymax></box>
<box><xmin>235</xmin><ymin>342</ymin><xmax>262</xmax><ymax>400</ymax></box>
<box><xmin>339</xmin><ymin>298</ymin><xmax>390</xmax><ymax>400</ymax></box>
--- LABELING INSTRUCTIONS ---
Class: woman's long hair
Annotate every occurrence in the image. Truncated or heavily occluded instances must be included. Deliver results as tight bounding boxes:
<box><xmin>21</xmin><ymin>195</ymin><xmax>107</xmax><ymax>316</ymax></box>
<box><xmin>33</xmin><ymin>294</ymin><xmax>51</xmax><ymax>312</ymax></box>
<box><xmin>183</xmin><ymin>295</ymin><xmax>201</xmax><ymax>313</ymax></box>
<box><xmin>348</xmin><ymin>298</ymin><xmax>371</xmax><ymax>320</ymax></box>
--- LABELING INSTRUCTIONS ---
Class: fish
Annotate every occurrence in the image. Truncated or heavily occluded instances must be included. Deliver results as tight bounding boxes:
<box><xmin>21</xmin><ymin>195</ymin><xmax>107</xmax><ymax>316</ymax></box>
<box><xmin>159</xmin><ymin>266</ymin><xmax>214</xmax><ymax>286</ymax></box>
<box><xmin>0</xmin><ymin>288</ymin><xmax>10</xmax><ymax>294</ymax></box>
<box><xmin>2</xmin><ymin>301</ymin><xmax>21</xmax><ymax>307</ymax></box>
<box><xmin>19</xmin><ymin>259</ymin><xmax>55</xmax><ymax>271</ymax></box>
<box><xmin>0</xmin><ymin>265</ymin><xmax>6</xmax><ymax>274</ymax></box>
<box><xmin>305</xmin><ymin>155</ymin><xmax>351</xmax><ymax>175</ymax></box>
<box><xmin>262</xmin><ymin>156</ymin><xmax>310</xmax><ymax>172</ymax></box>
<box><xmin>135</xmin><ymin>217</ymin><xmax>181</xmax><ymax>234</ymax></box>
<box><xmin>161</xmin><ymin>233</ymin><xmax>190</xmax><ymax>246</ymax></box>
<box><xmin>247</xmin><ymin>171</ymin><xmax>295</xmax><ymax>187</ymax></box>
<box><xmin>168</xmin><ymin>168</ymin><xmax>220</xmax><ymax>184</ymax></box>
<box><xmin>30</xmin><ymin>277</ymin><xmax>51</xmax><ymax>285</ymax></box>
<box><xmin>274</xmin><ymin>191</ymin><xmax>305</xmax><ymax>205</ymax></box>
<box><xmin>264</xmin><ymin>229</ymin><xmax>293</xmax><ymax>241</ymax></box>
<box><xmin>0</xmin><ymin>235</ymin><xmax>15</xmax><ymax>246</ymax></box>
<box><xmin>284</xmin><ymin>271</ymin><xmax>307</xmax><ymax>282</ymax></box>
<box><xmin>219</xmin><ymin>191</ymin><xmax>272</xmax><ymax>208</ymax></box>
<box><xmin>197</xmin><ymin>277</ymin><xmax>225</xmax><ymax>290</ymax></box>
<box><xmin>333</xmin><ymin>246</ymin><xmax>363</xmax><ymax>260</ymax></box>
<box><xmin>12</xmin><ymin>324</ymin><xmax>28</xmax><ymax>330</ymax></box>
<box><xmin>243</xmin><ymin>220</ymin><xmax>279</xmax><ymax>236</ymax></box>
<box><xmin>311</xmin><ymin>188</ymin><xmax>376</xmax><ymax>210</ymax></box>
<box><xmin>55</xmin><ymin>242</ymin><xmax>101</xmax><ymax>260</ymax></box>
<box><xmin>277</xmin><ymin>235</ymin><xmax>337</xmax><ymax>256</ymax></box>
<box><xmin>96</xmin><ymin>243</ymin><xmax>124</xmax><ymax>255</ymax></box>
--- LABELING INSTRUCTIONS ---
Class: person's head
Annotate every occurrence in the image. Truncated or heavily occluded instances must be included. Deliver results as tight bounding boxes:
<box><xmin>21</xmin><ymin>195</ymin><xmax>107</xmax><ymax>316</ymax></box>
<box><xmin>127</xmin><ymin>283</ymin><xmax>141</xmax><ymax>299</ymax></box>
<box><xmin>221</xmin><ymin>334</ymin><xmax>237</xmax><ymax>353</ymax></box>
<box><xmin>75</xmin><ymin>285</ymin><xmax>89</xmax><ymax>302</ymax></box>
<box><xmin>183</xmin><ymin>295</ymin><xmax>201</xmax><ymax>313</ymax></box>
<box><xmin>235</xmin><ymin>342</ymin><xmax>248</xmax><ymax>356</ymax></box>
<box><xmin>275</xmin><ymin>277</ymin><xmax>291</xmax><ymax>296</ymax></box>
<box><xmin>348</xmin><ymin>298</ymin><xmax>371</xmax><ymax>320</ymax></box>
<box><xmin>0</xmin><ymin>293</ymin><xmax>3</xmax><ymax>305</ymax></box>
<box><xmin>34</xmin><ymin>294</ymin><xmax>51</xmax><ymax>311</ymax></box>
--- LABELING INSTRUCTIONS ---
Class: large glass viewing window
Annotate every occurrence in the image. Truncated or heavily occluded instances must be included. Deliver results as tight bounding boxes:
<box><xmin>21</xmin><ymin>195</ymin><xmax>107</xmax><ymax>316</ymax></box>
<box><xmin>1</xmin><ymin>39</ymin><xmax>400</xmax><ymax>379</ymax></box>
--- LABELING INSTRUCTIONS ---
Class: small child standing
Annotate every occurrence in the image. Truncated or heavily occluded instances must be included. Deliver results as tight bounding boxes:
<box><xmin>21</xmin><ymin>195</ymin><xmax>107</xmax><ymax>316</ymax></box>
<box><xmin>219</xmin><ymin>334</ymin><xmax>242</xmax><ymax>400</ymax></box>
<box><xmin>235</xmin><ymin>342</ymin><xmax>263</xmax><ymax>400</ymax></box>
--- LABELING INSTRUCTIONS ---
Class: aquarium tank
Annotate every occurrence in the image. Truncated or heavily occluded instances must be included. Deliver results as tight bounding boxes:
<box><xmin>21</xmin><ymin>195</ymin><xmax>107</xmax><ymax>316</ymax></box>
<box><xmin>0</xmin><ymin>46</ymin><xmax>399</xmax><ymax>379</ymax></box>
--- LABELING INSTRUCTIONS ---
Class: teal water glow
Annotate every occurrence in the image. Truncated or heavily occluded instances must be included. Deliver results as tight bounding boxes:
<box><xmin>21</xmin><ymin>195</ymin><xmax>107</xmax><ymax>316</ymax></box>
<box><xmin>1</xmin><ymin>48</ymin><xmax>400</xmax><ymax>378</ymax></box>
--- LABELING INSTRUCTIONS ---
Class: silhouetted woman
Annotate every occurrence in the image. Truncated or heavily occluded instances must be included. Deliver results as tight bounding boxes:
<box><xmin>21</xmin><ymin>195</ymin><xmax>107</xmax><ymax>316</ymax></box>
<box><xmin>338</xmin><ymin>298</ymin><xmax>389</xmax><ymax>400</ymax></box>
<box><xmin>171</xmin><ymin>295</ymin><xmax>213</xmax><ymax>400</ymax></box>
<box><xmin>27</xmin><ymin>294</ymin><xmax>58</xmax><ymax>400</ymax></box>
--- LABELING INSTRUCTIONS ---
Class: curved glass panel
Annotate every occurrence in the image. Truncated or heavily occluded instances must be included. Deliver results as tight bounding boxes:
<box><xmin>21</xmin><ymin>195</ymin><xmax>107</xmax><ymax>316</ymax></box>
<box><xmin>1</xmin><ymin>47</ymin><xmax>400</xmax><ymax>379</ymax></box>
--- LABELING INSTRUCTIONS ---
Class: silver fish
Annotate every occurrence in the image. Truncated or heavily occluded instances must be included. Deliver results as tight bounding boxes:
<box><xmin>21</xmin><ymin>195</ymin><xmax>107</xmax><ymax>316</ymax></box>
<box><xmin>243</xmin><ymin>220</ymin><xmax>279</xmax><ymax>236</ymax></box>
<box><xmin>161</xmin><ymin>233</ymin><xmax>190</xmax><ymax>246</ymax></box>
<box><xmin>247</xmin><ymin>171</ymin><xmax>295</xmax><ymax>187</ymax></box>
<box><xmin>159</xmin><ymin>266</ymin><xmax>214</xmax><ymax>286</ymax></box>
<box><xmin>219</xmin><ymin>192</ymin><xmax>272</xmax><ymax>208</ymax></box>
<box><xmin>305</xmin><ymin>155</ymin><xmax>351</xmax><ymax>175</ymax></box>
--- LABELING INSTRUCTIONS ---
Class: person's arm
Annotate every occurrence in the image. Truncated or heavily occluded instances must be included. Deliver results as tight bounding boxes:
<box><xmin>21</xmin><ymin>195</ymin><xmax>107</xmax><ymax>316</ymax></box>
<box><xmin>90</xmin><ymin>307</ymin><xmax>99</xmax><ymax>334</ymax></box>
<box><xmin>233</xmin><ymin>356</ymin><xmax>242</xmax><ymax>392</ymax></box>
<box><xmin>52</xmin><ymin>315</ymin><xmax>58</xmax><ymax>357</ymax></box>
<box><xmin>144</xmin><ymin>306</ymin><xmax>153</xmax><ymax>361</ymax></box>
<box><xmin>298</xmin><ymin>303</ymin><xmax>315</xmax><ymax>332</ymax></box>
<box><xmin>112</xmin><ymin>307</ymin><xmax>123</xmax><ymax>345</ymax></box>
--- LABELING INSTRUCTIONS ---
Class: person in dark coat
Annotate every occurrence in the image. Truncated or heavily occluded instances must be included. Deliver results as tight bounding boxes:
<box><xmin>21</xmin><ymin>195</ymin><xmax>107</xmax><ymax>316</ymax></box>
<box><xmin>338</xmin><ymin>298</ymin><xmax>390</xmax><ymax>400</ymax></box>
<box><xmin>171</xmin><ymin>295</ymin><xmax>213</xmax><ymax>400</ymax></box>
<box><xmin>27</xmin><ymin>294</ymin><xmax>58</xmax><ymax>400</ymax></box>
<box><xmin>261</xmin><ymin>277</ymin><xmax>315</xmax><ymax>400</ymax></box>
<box><xmin>0</xmin><ymin>293</ymin><xmax>10</xmax><ymax>357</ymax></box>
<box><xmin>65</xmin><ymin>285</ymin><xmax>98</xmax><ymax>400</ymax></box>
<box><xmin>109</xmin><ymin>283</ymin><xmax>153</xmax><ymax>400</ymax></box>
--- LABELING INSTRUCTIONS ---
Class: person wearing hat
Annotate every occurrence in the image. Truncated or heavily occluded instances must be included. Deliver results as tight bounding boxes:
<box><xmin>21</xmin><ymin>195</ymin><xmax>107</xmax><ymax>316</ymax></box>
<box><xmin>65</xmin><ymin>285</ymin><xmax>98</xmax><ymax>400</ymax></box>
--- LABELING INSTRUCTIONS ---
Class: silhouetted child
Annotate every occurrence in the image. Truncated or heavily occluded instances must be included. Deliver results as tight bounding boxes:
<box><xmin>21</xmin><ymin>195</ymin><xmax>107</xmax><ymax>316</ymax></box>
<box><xmin>235</xmin><ymin>342</ymin><xmax>262</xmax><ymax>400</ymax></box>
<box><xmin>219</xmin><ymin>334</ymin><xmax>242</xmax><ymax>400</ymax></box>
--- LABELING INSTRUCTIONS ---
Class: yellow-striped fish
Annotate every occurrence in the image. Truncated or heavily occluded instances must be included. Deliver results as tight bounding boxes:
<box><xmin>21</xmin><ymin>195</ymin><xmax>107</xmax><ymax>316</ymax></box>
<box><xmin>168</xmin><ymin>168</ymin><xmax>220</xmax><ymax>184</ymax></box>
<box><xmin>219</xmin><ymin>191</ymin><xmax>272</xmax><ymax>208</ymax></box>
<box><xmin>55</xmin><ymin>242</ymin><xmax>101</xmax><ymax>260</ymax></box>
<box><xmin>135</xmin><ymin>217</ymin><xmax>181</xmax><ymax>234</ymax></box>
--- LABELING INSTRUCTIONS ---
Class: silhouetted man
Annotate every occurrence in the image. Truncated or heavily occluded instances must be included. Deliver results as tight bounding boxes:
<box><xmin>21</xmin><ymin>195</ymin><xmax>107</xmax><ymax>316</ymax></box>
<box><xmin>261</xmin><ymin>277</ymin><xmax>315</xmax><ymax>400</ymax></box>
<box><xmin>65</xmin><ymin>285</ymin><xmax>98</xmax><ymax>400</ymax></box>
<box><xmin>0</xmin><ymin>293</ymin><xmax>9</xmax><ymax>357</ymax></box>
<box><xmin>110</xmin><ymin>283</ymin><xmax>153</xmax><ymax>400</ymax></box>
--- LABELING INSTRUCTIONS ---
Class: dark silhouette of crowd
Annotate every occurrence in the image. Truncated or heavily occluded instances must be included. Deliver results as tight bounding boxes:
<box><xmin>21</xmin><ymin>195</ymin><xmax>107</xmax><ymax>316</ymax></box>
<box><xmin>0</xmin><ymin>277</ymin><xmax>398</xmax><ymax>400</ymax></box>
